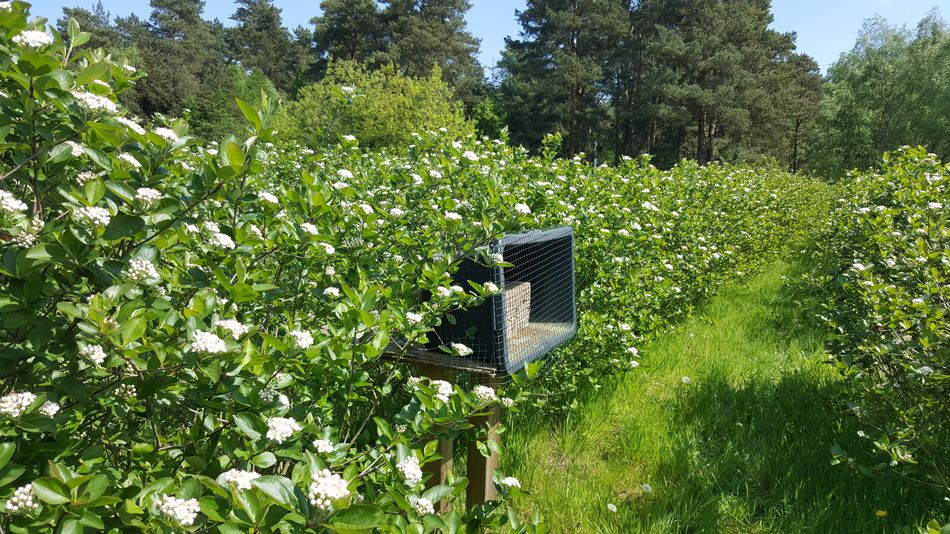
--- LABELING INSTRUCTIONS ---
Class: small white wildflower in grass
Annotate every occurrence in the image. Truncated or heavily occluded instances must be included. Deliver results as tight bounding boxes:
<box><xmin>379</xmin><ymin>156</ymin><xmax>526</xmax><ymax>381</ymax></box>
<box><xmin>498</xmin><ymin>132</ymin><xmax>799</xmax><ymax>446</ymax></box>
<box><xmin>70</xmin><ymin>90</ymin><xmax>117</xmax><ymax>113</ymax></box>
<box><xmin>159</xmin><ymin>495</ymin><xmax>200</xmax><ymax>527</ymax></box>
<box><xmin>258</xmin><ymin>191</ymin><xmax>279</xmax><ymax>204</ymax></box>
<box><xmin>300</xmin><ymin>222</ymin><xmax>318</xmax><ymax>235</ymax></box>
<box><xmin>451</xmin><ymin>342</ymin><xmax>473</xmax><ymax>357</ymax></box>
<box><xmin>13</xmin><ymin>30</ymin><xmax>53</xmax><ymax>48</ymax></box>
<box><xmin>640</xmin><ymin>483</ymin><xmax>653</xmax><ymax>493</ymax></box>
<box><xmin>324</xmin><ymin>287</ymin><xmax>340</xmax><ymax>298</ymax></box>
<box><xmin>219</xmin><ymin>469</ymin><xmax>260</xmax><ymax>490</ymax></box>
<box><xmin>266</xmin><ymin>416</ymin><xmax>301</xmax><ymax>443</ymax></box>
<box><xmin>628</xmin><ymin>347</ymin><xmax>639</xmax><ymax>356</ymax></box>
<box><xmin>607</xmin><ymin>503</ymin><xmax>618</xmax><ymax>513</ymax></box>
<box><xmin>126</xmin><ymin>258</ymin><xmax>160</xmax><ymax>281</ymax></box>
<box><xmin>445</xmin><ymin>211</ymin><xmax>462</xmax><ymax>222</ymax></box>
<box><xmin>681</xmin><ymin>376</ymin><xmax>692</xmax><ymax>385</ymax></box>
<box><xmin>309</xmin><ymin>469</ymin><xmax>350</xmax><ymax>510</ymax></box>
<box><xmin>474</xmin><ymin>385</ymin><xmax>496</xmax><ymax>402</ymax></box>
<box><xmin>414</xmin><ymin>497</ymin><xmax>435</xmax><ymax>515</ymax></box>
<box><xmin>5</xmin><ymin>484</ymin><xmax>39</xmax><ymax>514</ymax></box>
<box><xmin>153</xmin><ymin>127</ymin><xmax>179</xmax><ymax>142</ymax></box>
<box><xmin>215</xmin><ymin>319</ymin><xmax>249</xmax><ymax>339</ymax></box>
<box><xmin>192</xmin><ymin>331</ymin><xmax>226</xmax><ymax>353</ymax></box>
<box><xmin>117</xmin><ymin>152</ymin><xmax>141</xmax><ymax>168</ymax></box>
<box><xmin>81</xmin><ymin>344</ymin><xmax>107</xmax><ymax>365</ymax></box>
<box><xmin>210</xmin><ymin>232</ymin><xmax>236</xmax><ymax>249</ymax></box>
<box><xmin>629</xmin><ymin>360</ymin><xmax>640</xmax><ymax>369</ymax></box>
<box><xmin>290</xmin><ymin>330</ymin><xmax>314</xmax><ymax>349</ymax></box>
<box><xmin>313</xmin><ymin>439</ymin><xmax>334</xmax><ymax>453</ymax></box>
<box><xmin>397</xmin><ymin>456</ymin><xmax>423</xmax><ymax>486</ymax></box>
<box><xmin>0</xmin><ymin>392</ymin><xmax>36</xmax><ymax>419</ymax></box>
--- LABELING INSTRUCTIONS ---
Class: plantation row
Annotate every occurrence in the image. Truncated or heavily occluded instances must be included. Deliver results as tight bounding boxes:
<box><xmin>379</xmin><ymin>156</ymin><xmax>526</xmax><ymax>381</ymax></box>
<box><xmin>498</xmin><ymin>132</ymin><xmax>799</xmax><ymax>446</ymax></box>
<box><xmin>802</xmin><ymin>148</ymin><xmax>949</xmax><ymax>494</ymax></box>
<box><xmin>0</xmin><ymin>7</ymin><xmax>832</xmax><ymax>533</ymax></box>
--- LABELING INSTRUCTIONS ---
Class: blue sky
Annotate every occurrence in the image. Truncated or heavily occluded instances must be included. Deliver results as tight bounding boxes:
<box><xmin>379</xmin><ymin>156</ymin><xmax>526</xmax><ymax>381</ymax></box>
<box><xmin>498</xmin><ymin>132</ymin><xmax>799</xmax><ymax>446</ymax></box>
<box><xmin>27</xmin><ymin>0</ymin><xmax>946</xmax><ymax>72</ymax></box>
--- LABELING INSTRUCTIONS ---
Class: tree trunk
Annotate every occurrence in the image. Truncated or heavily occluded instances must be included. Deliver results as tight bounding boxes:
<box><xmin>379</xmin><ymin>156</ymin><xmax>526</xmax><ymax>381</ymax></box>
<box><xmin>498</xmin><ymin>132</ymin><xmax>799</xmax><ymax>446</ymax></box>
<box><xmin>696</xmin><ymin>109</ymin><xmax>706</xmax><ymax>162</ymax></box>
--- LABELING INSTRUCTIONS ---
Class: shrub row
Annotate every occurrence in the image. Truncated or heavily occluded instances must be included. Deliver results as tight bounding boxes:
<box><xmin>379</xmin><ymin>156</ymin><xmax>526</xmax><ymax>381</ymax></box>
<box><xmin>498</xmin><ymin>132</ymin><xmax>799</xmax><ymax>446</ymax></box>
<box><xmin>801</xmin><ymin>147</ymin><xmax>949</xmax><ymax>494</ymax></box>
<box><xmin>0</xmin><ymin>5</ymin><xmax>830</xmax><ymax>532</ymax></box>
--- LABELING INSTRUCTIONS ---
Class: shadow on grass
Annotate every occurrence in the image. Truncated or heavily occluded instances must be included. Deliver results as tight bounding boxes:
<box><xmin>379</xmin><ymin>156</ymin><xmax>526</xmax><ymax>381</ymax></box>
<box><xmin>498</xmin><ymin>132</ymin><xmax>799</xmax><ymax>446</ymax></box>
<box><xmin>644</xmin><ymin>369</ymin><xmax>944</xmax><ymax>533</ymax></box>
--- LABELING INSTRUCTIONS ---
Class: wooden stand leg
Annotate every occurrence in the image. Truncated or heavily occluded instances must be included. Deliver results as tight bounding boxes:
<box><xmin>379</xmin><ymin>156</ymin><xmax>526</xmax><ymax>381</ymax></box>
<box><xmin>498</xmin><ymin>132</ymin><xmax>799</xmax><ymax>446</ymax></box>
<box><xmin>416</xmin><ymin>364</ymin><xmax>456</xmax><ymax>512</ymax></box>
<box><xmin>466</xmin><ymin>404</ymin><xmax>501</xmax><ymax>509</ymax></box>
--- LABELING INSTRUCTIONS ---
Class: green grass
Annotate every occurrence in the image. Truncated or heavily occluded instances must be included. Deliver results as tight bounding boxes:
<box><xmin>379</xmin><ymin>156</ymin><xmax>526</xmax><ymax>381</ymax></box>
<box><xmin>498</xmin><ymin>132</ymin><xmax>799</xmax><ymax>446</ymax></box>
<box><xmin>504</xmin><ymin>260</ymin><xmax>944</xmax><ymax>533</ymax></box>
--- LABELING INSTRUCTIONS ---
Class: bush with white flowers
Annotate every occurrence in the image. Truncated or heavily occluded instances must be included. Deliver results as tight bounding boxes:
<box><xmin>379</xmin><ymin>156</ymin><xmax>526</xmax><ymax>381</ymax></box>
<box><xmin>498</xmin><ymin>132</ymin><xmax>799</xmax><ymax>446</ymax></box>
<box><xmin>801</xmin><ymin>147</ymin><xmax>949</xmax><ymax>493</ymax></box>
<box><xmin>0</xmin><ymin>4</ymin><xmax>830</xmax><ymax>532</ymax></box>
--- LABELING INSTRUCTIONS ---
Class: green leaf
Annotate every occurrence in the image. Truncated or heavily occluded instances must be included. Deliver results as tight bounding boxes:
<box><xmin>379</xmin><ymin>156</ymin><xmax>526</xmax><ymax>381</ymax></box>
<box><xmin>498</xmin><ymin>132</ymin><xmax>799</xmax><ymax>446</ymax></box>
<box><xmin>251</xmin><ymin>475</ymin><xmax>296</xmax><ymax>507</ymax></box>
<box><xmin>32</xmin><ymin>478</ymin><xmax>70</xmax><ymax>504</ymax></box>
<box><xmin>102</xmin><ymin>214</ymin><xmax>145</xmax><ymax>241</ymax></box>
<box><xmin>233</xmin><ymin>413</ymin><xmax>263</xmax><ymax>441</ymax></box>
<box><xmin>235</xmin><ymin>98</ymin><xmax>262</xmax><ymax>131</ymax></box>
<box><xmin>223</xmin><ymin>139</ymin><xmax>245</xmax><ymax>168</ymax></box>
<box><xmin>328</xmin><ymin>504</ymin><xmax>389</xmax><ymax>530</ymax></box>
<box><xmin>0</xmin><ymin>443</ymin><xmax>14</xmax><ymax>471</ymax></box>
<box><xmin>251</xmin><ymin>452</ymin><xmax>277</xmax><ymax>469</ymax></box>
<box><xmin>229</xmin><ymin>283</ymin><xmax>257</xmax><ymax>303</ymax></box>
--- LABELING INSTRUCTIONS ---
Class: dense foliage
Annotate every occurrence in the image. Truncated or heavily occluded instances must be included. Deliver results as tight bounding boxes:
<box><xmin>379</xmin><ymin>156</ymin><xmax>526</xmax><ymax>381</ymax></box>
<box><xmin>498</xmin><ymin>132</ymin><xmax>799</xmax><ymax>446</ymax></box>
<box><xmin>275</xmin><ymin>61</ymin><xmax>472</xmax><ymax>149</ymax></box>
<box><xmin>0</xmin><ymin>7</ymin><xmax>834</xmax><ymax>531</ymax></box>
<box><xmin>802</xmin><ymin>148</ymin><xmax>949</xmax><ymax>494</ymax></box>
<box><xmin>807</xmin><ymin>13</ymin><xmax>950</xmax><ymax>176</ymax></box>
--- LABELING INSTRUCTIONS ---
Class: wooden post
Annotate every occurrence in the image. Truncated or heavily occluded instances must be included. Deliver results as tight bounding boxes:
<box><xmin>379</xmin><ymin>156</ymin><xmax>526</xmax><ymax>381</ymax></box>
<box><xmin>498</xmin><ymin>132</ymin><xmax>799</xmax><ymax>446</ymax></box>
<box><xmin>466</xmin><ymin>402</ymin><xmax>501</xmax><ymax>509</ymax></box>
<box><xmin>417</xmin><ymin>363</ymin><xmax>456</xmax><ymax>512</ymax></box>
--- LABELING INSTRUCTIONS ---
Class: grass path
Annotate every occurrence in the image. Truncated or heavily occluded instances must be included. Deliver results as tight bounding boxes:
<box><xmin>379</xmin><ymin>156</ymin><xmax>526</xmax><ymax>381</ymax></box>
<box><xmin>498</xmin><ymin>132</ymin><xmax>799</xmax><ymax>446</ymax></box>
<box><xmin>505</xmin><ymin>260</ymin><xmax>938</xmax><ymax>533</ymax></box>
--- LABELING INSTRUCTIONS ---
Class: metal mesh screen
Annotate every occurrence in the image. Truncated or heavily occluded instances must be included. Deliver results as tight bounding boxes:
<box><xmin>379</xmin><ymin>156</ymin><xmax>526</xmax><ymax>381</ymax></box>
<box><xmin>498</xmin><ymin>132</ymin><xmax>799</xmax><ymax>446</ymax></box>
<box><xmin>429</xmin><ymin>227</ymin><xmax>577</xmax><ymax>378</ymax></box>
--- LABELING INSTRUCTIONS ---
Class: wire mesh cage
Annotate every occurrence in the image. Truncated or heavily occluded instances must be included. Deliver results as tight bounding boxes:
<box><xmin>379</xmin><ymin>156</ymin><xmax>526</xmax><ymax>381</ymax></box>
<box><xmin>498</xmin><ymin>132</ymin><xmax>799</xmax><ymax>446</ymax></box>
<box><xmin>427</xmin><ymin>226</ymin><xmax>577</xmax><ymax>377</ymax></box>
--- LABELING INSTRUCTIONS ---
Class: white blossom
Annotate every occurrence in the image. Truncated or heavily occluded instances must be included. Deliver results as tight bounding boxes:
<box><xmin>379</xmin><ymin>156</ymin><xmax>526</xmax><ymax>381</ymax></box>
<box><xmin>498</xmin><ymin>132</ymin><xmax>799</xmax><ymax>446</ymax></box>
<box><xmin>444</xmin><ymin>211</ymin><xmax>462</xmax><ymax>222</ymax></box>
<box><xmin>514</xmin><ymin>203</ymin><xmax>531</xmax><ymax>215</ymax></box>
<box><xmin>499</xmin><ymin>476</ymin><xmax>521</xmax><ymax>489</ymax></box>
<box><xmin>300</xmin><ymin>222</ymin><xmax>318</xmax><ymax>235</ymax></box>
<box><xmin>153</xmin><ymin>127</ymin><xmax>179</xmax><ymax>142</ymax></box>
<box><xmin>290</xmin><ymin>330</ymin><xmax>313</xmax><ymax>349</ymax></box>
<box><xmin>192</xmin><ymin>331</ymin><xmax>227</xmax><ymax>353</ymax></box>
<box><xmin>337</xmin><ymin>169</ymin><xmax>353</xmax><ymax>179</ymax></box>
<box><xmin>13</xmin><ymin>30</ymin><xmax>52</xmax><ymax>48</ymax></box>
<box><xmin>117</xmin><ymin>153</ymin><xmax>141</xmax><ymax>168</ymax></box>
<box><xmin>681</xmin><ymin>376</ymin><xmax>692</xmax><ymax>385</ymax></box>
<box><xmin>219</xmin><ymin>469</ymin><xmax>260</xmax><ymax>490</ymax></box>
<box><xmin>135</xmin><ymin>187</ymin><xmax>162</xmax><ymax>204</ymax></box>
<box><xmin>115</xmin><ymin>116</ymin><xmax>146</xmax><ymax>135</ymax></box>
<box><xmin>319</xmin><ymin>242</ymin><xmax>335</xmax><ymax>255</ymax></box>
<box><xmin>313</xmin><ymin>439</ymin><xmax>335</xmax><ymax>453</ymax></box>
<box><xmin>324</xmin><ymin>287</ymin><xmax>340</xmax><ymax>298</ymax></box>
<box><xmin>462</xmin><ymin>150</ymin><xmax>479</xmax><ymax>162</ymax></box>
<box><xmin>389</xmin><ymin>207</ymin><xmax>405</xmax><ymax>217</ymax></box>
<box><xmin>0</xmin><ymin>190</ymin><xmax>28</xmax><ymax>214</ymax></box>
<box><xmin>210</xmin><ymin>232</ymin><xmax>236</xmax><ymax>249</ymax></box>
<box><xmin>451</xmin><ymin>342</ymin><xmax>473</xmax><ymax>357</ymax></box>
<box><xmin>75</xmin><ymin>171</ymin><xmax>97</xmax><ymax>185</ymax></box>
<box><xmin>0</xmin><ymin>392</ymin><xmax>36</xmax><ymax>418</ymax></box>
<box><xmin>484</xmin><ymin>282</ymin><xmax>499</xmax><ymax>293</ymax></box>
<box><xmin>159</xmin><ymin>495</ymin><xmax>200</xmax><ymax>527</ymax></box>
<box><xmin>474</xmin><ymin>385</ymin><xmax>496</xmax><ymax>402</ymax></box>
<box><xmin>126</xmin><ymin>258</ymin><xmax>160</xmax><ymax>281</ymax></box>
<box><xmin>266</xmin><ymin>416</ymin><xmax>301</xmax><ymax>443</ymax></box>
<box><xmin>406</xmin><ymin>312</ymin><xmax>423</xmax><ymax>325</ymax></box>
<box><xmin>215</xmin><ymin>319</ymin><xmax>249</xmax><ymax>339</ymax></box>
<box><xmin>432</xmin><ymin>380</ymin><xmax>453</xmax><ymax>403</ymax></box>
<box><xmin>396</xmin><ymin>456</ymin><xmax>423</xmax><ymax>486</ymax></box>
<box><xmin>258</xmin><ymin>191</ymin><xmax>279</xmax><ymax>204</ymax></box>
<box><xmin>607</xmin><ymin>503</ymin><xmax>618</xmax><ymax>513</ymax></box>
<box><xmin>81</xmin><ymin>344</ymin><xmax>107</xmax><ymax>366</ymax></box>
<box><xmin>501</xmin><ymin>397</ymin><xmax>515</xmax><ymax>407</ymax></box>
<box><xmin>308</xmin><ymin>469</ymin><xmax>350</xmax><ymax>510</ymax></box>
<box><xmin>414</xmin><ymin>497</ymin><xmax>435</xmax><ymax>515</ymax></box>
<box><xmin>5</xmin><ymin>484</ymin><xmax>38</xmax><ymax>514</ymax></box>
<box><xmin>70</xmin><ymin>90</ymin><xmax>117</xmax><ymax>113</ymax></box>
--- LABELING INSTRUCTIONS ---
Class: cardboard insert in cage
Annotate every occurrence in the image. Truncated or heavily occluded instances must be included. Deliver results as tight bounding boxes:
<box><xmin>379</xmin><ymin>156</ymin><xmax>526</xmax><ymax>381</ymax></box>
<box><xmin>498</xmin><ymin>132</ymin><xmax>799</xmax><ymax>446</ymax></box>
<box><xmin>429</xmin><ymin>226</ymin><xmax>577</xmax><ymax>376</ymax></box>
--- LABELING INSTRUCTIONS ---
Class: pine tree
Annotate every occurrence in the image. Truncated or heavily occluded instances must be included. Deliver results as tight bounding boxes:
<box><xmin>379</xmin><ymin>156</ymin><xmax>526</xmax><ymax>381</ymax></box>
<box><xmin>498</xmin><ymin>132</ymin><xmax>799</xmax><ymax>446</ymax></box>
<box><xmin>311</xmin><ymin>0</ymin><xmax>386</xmax><ymax>78</ymax></box>
<box><xmin>227</xmin><ymin>0</ymin><xmax>301</xmax><ymax>95</ymax></box>
<box><xmin>56</xmin><ymin>2</ymin><xmax>119</xmax><ymax>50</ymax></box>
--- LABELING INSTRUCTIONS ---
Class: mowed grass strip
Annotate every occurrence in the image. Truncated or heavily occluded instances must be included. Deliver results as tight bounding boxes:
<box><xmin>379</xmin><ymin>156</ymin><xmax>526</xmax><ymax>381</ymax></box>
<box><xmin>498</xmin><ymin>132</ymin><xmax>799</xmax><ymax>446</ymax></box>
<box><xmin>504</xmin><ymin>260</ymin><xmax>943</xmax><ymax>533</ymax></box>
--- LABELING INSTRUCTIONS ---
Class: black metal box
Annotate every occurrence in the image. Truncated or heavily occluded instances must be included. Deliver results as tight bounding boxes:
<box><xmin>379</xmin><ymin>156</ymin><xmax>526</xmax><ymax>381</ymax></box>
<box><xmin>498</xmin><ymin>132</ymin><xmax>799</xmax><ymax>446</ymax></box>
<box><xmin>431</xmin><ymin>226</ymin><xmax>577</xmax><ymax>376</ymax></box>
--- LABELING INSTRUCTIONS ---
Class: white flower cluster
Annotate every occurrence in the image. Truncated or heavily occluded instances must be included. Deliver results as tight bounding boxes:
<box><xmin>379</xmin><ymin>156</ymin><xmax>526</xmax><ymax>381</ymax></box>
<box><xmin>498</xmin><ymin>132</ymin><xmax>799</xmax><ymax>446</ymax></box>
<box><xmin>192</xmin><ymin>331</ymin><xmax>226</xmax><ymax>353</ymax></box>
<box><xmin>462</xmin><ymin>150</ymin><xmax>479</xmax><ymax>162</ymax></box>
<box><xmin>220</xmin><ymin>469</ymin><xmax>260</xmax><ymax>490</ymax></box>
<box><xmin>126</xmin><ymin>258</ymin><xmax>160</xmax><ymax>281</ymax></box>
<box><xmin>406</xmin><ymin>312</ymin><xmax>423</xmax><ymax>325</ymax></box>
<box><xmin>483</xmin><ymin>281</ymin><xmax>499</xmax><ymax>293</ymax></box>
<box><xmin>13</xmin><ymin>30</ymin><xmax>52</xmax><ymax>48</ymax></box>
<box><xmin>474</xmin><ymin>385</ymin><xmax>496</xmax><ymax>402</ymax></box>
<box><xmin>499</xmin><ymin>476</ymin><xmax>521</xmax><ymax>489</ymax></box>
<box><xmin>159</xmin><ymin>495</ymin><xmax>200</xmax><ymax>527</ymax></box>
<box><xmin>210</xmin><ymin>232</ymin><xmax>236</xmax><ymax>249</ymax></box>
<box><xmin>266</xmin><ymin>416</ymin><xmax>301</xmax><ymax>443</ymax></box>
<box><xmin>0</xmin><ymin>190</ymin><xmax>28</xmax><ymax>214</ymax></box>
<box><xmin>115</xmin><ymin>116</ymin><xmax>146</xmax><ymax>135</ymax></box>
<box><xmin>445</xmin><ymin>211</ymin><xmax>462</xmax><ymax>222</ymax></box>
<box><xmin>153</xmin><ymin>127</ymin><xmax>179</xmax><ymax>142</ymax></box>
<box><xmin>70</xmin><ymin>90</ymin><xmax>117</xmax><ymax>113</ymax></box>
<box><xmin>0</xmin><ymin>2</ymin><xmax>12</xmax><ymax>12</ymax></box>
<box><xmin>75</xmin><ymin>171</ymin><xmax>96</xmax><ymax>185</ymax></box>
<box><xmin>514</xmin><ymin>203</ymin><xmax>532</xmax><ymax>215</ymax></box>
<box><xmin>135</xmin><ymin>187</ymin><xmax>162</xmax><ymax>204</ymax></box>
<box><xmin>396</xmin><ymin>456</ymin><xmax>423</xmax><ymax>486</ymax></box>
<box><xmin>81</xmin><ymin>344</ymin><xmax>107</xmax><ymax>365</ymax></box>
<box><xmin>290</xmin><ymin>330</ymin><xmax>313</xmax><ymax>349</ymax></box>
<box><xmin>450</xmin><ymin>342</ymin><xmax>473</xmax><ymax>356</ymax></box>
<box><xmin>309</xmin><ymin>469</ymin><xmax>351</xmax><ymax>510</ymax></box>
<box><xmin>0</xmin><ymin>392</ymin><xmax>35</xmax><ymax>418</ymax></box>
<box><xmin>300</xmin><ymin>222</ymin><xmax>318</xmax><ymax>235</ymax></box>
<box><xmin>324</xmin><ymin>287</ymin><xmax>340</xmax><ymax>298</ymax></box>
<box><xmin>117</xmin><ymin>153</ymin><xmax>141</xmax><ymax>168</ymax></box>
<box><xmin>5</xmin><ymin>484</ymin><xmax>39</xmax><ymax>514</ymax></box>
<box><xmin>39</xmin><ymin>400</ymin><xmax>59</xmax><ymax>417</ymax></box>
<box><xmin>258</xmin><ymin>191</ymin><xmax>279</xmax><ymax>204</ymax></box>
<box><xmin>114</xmin><ymin>383</ymin><xmax>137</xmax><ymax>399</ymax></box>
<box><xmin>414</xmin><ymin>497</ymin><xmax>435</xmax><ymax>515</ymax></box>
<box><xmin>74</xmin><ymin>206</ymin><xmax>111</xmax><ymax>227</ymax></box>
<box><xmin>215</xmin><ymin>319</ymin><xmax>249</xmax><ymax>339</ymax></box>
<box><xmin>313</xmin><ymin>438</ymin><xmax>334</xmax><ymax>453</ymax></box>
<box><xmin>432</xmin><ymin>380</ymin><xmax>453</xmax><ymax>403</ymax></box>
